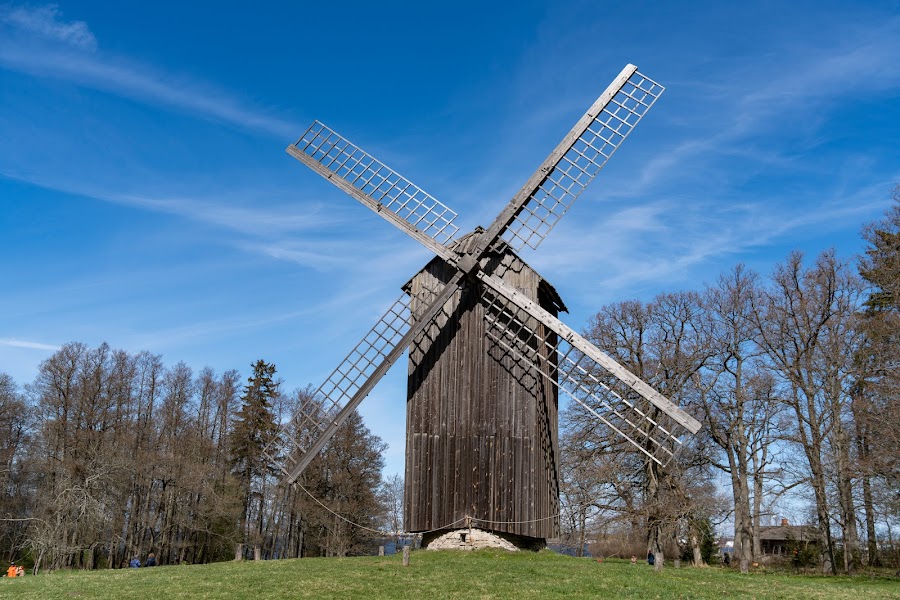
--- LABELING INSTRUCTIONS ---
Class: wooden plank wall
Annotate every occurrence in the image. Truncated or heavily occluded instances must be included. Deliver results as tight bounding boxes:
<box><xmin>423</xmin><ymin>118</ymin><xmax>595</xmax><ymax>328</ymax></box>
<box><xmin>404</xmin><ymin>247</ymin><xmax>560</xmax><ymax>541</ymax></box>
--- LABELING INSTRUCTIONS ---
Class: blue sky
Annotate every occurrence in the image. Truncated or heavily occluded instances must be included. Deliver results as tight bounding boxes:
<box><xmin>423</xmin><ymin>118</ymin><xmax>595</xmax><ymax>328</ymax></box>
<box><xmin>2</xmin><ymin>1</ymin><xmax>898</xmax><ymax>478</ymax></box>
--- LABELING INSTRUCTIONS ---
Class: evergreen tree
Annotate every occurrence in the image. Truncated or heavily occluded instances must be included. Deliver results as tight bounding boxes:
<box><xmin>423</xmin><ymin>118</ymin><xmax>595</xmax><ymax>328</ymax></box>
<box><xmin>860</xmin><ymin>185</ymin><xmax>900</xmax><ymax>311</ymax></box>
<box><xmin>855</xmin><ymin>187</ymin><xmax>900</xmax><ymax>565</ymax></box>
<box><xmin>229</xmin><ymin>360</ymin><xmax>281</xmax><ymax>559</ymax></box>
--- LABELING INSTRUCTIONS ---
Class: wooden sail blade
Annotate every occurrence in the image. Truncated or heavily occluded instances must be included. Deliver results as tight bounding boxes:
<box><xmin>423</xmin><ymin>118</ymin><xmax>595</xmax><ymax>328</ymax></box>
<box><xmin>473</xmin><ymin>65</ymin><xmax>664</xmax><ymax>256</ymax></box>
<box><xmin>265</xmin><ymin>273</ymin><xmax>463</xmax><ymax>483</ymax></box>
<box><xmin>287</xmin><ymin>122</ymin><xmax>459</xmax><ymax>262</ymax></box>
<box><xmin>478</xmin><ymin>279</ymin><xmax>697</xmax><ymax>466</ymax></box>
<box><xmin>477</xmin><ymin>272</ymin><xmax>699</xmax><ymax>460</ymax></box>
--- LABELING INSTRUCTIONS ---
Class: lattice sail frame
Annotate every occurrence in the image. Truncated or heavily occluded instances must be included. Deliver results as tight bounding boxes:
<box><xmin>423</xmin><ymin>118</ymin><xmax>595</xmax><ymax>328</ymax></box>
<box><xmin>266</xmin><ymin>278</ymin><xmax>449</xmax><ymax>480</ymax></box>
<box><xmin>263</xmin><ymin>291</ymin><xmax>412</xmax><ymax>476</ymax></box>
<box><xmin>290</xmin><ymin>121</ymin><xmax>460</xmax><ymax>247</ymax></box>
<box><xmin>478</xmin><ymin>280</ymin><xmax>688</xmax><ymax>466</ymax></box>
<box><xmin>500</xmin><ymin>69</ymin><xmax>664</xmax><ymax>252</ymax></box>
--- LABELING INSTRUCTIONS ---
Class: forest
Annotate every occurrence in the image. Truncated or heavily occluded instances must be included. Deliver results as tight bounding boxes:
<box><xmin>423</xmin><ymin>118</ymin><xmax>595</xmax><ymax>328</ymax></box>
<box><xmin>1</xmin><ymin>187</ymin><xmax>897</xmax><ymax>575</ymax></box>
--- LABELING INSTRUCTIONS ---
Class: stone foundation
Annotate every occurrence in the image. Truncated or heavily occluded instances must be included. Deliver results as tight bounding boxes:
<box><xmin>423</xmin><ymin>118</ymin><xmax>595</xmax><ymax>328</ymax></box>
<box><xmin>422</xmin><ymin>528</ymin><xmax>545</xmax><ymax>552</ymax></box>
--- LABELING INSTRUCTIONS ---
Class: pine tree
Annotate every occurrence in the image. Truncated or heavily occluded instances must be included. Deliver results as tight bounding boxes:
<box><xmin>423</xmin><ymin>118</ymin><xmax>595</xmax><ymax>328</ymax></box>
<box><xmin>860</xmin><ymin>185</ymin><xmax>900</xmax><ymax>311</ymax></box>
<box><xmin>855</xmin><ymin>186</ymin><xmax>900</xmax><ymax>565</ymax></box>
<box><xmin>229</xmin><ymin>360</ymin><xmax>280</xmax><ymax>559</ymax></box>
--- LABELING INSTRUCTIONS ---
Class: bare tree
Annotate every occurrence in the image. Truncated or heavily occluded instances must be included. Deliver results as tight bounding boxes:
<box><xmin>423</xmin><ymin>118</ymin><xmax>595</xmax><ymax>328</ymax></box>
<box><xmin>752</xmin><ymin>250</ymin><xmax>865</xmax><ymax>574</ymax></box>
<box><xmin>696</xmin><ymin>265</ymin><xmax>782</xmax><ymax>572</ymax></box>
<box><xmin>566</xmin><ymin>291</ymin><xmax>710</xmax><ymax>570</ymax></box>
<box><xmin>380</xmin><ymin>473</ymin><xmax>404</xmax><ymax>547</ymax></box>
<box><xmin>0</xmin><ymin>373</ymin><xmax>32</xmax><ymax>563</ymax></box>
<box><xmin>297</xmin><ymin>409</ymin><xmax>386</xmax><ymax>557</ymax></box>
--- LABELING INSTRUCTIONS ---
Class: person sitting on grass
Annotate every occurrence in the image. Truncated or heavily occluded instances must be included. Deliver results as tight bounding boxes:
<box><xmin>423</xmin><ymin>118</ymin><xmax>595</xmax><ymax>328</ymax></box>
<box><xmin>6</xmin><ymin>562</ymin><xmax>17</xmax><ymax>578</ymax></box>
<box><xmin>129</xmin><ymin>556</ymin><xmax>141</xmax><ymax>568</ymax></box>
<box><xmin>145</xmin><ymin>553</ymin><xmax>156</xmax><ymax>567</ymax></box>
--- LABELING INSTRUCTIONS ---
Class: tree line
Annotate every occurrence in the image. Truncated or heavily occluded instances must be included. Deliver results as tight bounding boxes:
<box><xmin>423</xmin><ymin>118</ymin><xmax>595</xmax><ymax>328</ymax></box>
<box><xmin>0</xmin><ymin>353</ymin><xmax>390</xmax><ymax>571</ymax></box>
<box><xmin>558</xmin><ymin>187</ymin><xmax>899</xmax><ymax>574</ymax></box>
<box><xmin>1</xmin><ymin>188</ymin><xmax>897</xmax><ymax>574</ymax></box>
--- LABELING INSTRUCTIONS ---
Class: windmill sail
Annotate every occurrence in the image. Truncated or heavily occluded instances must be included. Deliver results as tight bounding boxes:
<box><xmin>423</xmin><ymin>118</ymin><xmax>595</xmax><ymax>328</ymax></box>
<box><xmin>472</xmin><ymin>65</ymin><xmax>664</xmax><ymax>257</ymax></box>
<box><xmin>287</xmin><ymin>122</ymin><xmax>460</xmax><ymax>260</ymax></box>
<box><xmin>477</xmin><ymin>272</ymin><xmax>700</xmax><ymax>466</ymax></box>
<box><xmin>267</xmin><ymin>275</ymin><xmax>460</xmax><ymax>483</ymax></box>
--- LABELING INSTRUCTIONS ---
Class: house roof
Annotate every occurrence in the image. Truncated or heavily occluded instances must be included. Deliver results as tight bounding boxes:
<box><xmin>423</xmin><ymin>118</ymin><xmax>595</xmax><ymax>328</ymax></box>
<box><xmin>758</xmin><ymin>525</ymin><xmax>819</xmax><ymax>542</ymax></box>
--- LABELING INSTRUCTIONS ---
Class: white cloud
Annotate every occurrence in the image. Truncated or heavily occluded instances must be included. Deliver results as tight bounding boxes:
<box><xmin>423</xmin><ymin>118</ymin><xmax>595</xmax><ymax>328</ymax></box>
<box><xmin>0</xmin><ymin>4</ymin><xmax>96</xmax><ymax>50</ymax></box>
<box><xmin>0</xmin><ymin>4</ymin><xmax>298</xmax><ymax>137</ymax></box>
<box><xmin>110</xmin><ymin>192</ymin><xmax>341</xmax><ymax>237</ymax></box>
<box><xmin>0</xmin><ymin>172</ymin><xmax>344</xmax><ymax>238</ymax></box>
<box><xmin>0</xmin><ymin>338</ymin><xmax>60</xmax><ymax>351</ymax></box>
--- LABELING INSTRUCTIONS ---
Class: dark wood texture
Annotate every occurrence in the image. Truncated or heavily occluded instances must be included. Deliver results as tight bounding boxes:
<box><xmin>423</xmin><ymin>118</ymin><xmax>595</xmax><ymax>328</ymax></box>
<box><xmin>403</xmin><ymin>236</ymin><xmax>564</xmax><ymax>542</ymax></box>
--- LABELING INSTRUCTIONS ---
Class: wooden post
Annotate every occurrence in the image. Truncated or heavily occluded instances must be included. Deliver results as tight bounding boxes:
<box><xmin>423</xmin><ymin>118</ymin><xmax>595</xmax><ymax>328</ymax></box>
<box><xmin>379</xmin><ymin>546</ymin><xmax>385</xmax><ymax>556</ymax></box>
<box><xmin>402</xmin><ymin>545</ymin><xmax>410</xmax><ymax>567</ymax></box>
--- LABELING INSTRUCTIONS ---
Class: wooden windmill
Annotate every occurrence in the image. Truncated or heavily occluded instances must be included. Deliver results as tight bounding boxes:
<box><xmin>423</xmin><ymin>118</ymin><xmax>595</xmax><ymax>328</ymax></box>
<box><xmin>266</xmin><ymin>64</ymin><xmax>702</xmax><ymax>550</ymax></box>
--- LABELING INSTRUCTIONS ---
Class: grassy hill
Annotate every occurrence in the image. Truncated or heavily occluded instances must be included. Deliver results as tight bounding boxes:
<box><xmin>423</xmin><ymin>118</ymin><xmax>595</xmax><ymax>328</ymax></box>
<box><xmin>1</xmin><ymin>550</ymin><xmax>897</xmax><ymax>599</ymax></box>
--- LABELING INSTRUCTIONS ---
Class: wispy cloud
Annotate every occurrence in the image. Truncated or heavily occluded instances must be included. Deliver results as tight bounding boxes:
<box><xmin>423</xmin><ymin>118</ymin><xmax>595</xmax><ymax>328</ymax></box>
<box><xmin>736</xmin><ymin>20</ymin><xmax>900</xmax><ymax>121</ymax></box>
<box><xmin>0</xmin><ymin>4</ymin><xmax>298</xmax><ymax>137</ymax></box>
<box><xmin>0</xmin><ymin>4</ymin><xmax>95</xmax><ymax>50</ymax></box>
<box><xmin>110</xmin><ymin>192</ymin><xmax>342</xmax><ymax>237</ymax></box>
<box><xmin>1</xmin><ymin>171</ymin><xmax>344</xmax><ymax>238</ymax></box>
<box><xmin>0</xmin><ymin>338</ymin><xmax>60</xmax><ymax>351</ymax></box>
<box><xmin>634</xmin><ymin>18</ymin><xmax>900</xmax><ymax>193</ymax></box>
<box><xmin>531</xmin><ymin>177</ymin><xmax>896</xmax><ymax>312</ymax></box>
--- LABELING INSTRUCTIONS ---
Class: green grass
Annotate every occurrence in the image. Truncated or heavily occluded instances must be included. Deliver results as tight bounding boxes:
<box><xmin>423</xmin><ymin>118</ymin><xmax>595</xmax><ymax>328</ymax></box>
<box><xmin>1</xmin><ymin>551</ymin><xmax>897</xmax><ymax>600</ymax></box>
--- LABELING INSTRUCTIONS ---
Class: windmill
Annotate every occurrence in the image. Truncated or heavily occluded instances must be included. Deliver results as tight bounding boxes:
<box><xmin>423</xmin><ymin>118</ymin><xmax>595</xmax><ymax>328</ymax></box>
<box><xmin>265</xmin><ymin>64</ymin><xmax>702</xmax><ymax>550</ymax></box>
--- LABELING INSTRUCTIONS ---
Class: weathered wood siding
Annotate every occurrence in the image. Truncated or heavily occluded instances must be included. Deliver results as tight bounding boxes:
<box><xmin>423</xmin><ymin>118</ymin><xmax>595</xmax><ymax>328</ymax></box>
<box><xmin>404</xmin><ymin>246</ymin><xmax>561</xmax><ymax>541</ymax></box>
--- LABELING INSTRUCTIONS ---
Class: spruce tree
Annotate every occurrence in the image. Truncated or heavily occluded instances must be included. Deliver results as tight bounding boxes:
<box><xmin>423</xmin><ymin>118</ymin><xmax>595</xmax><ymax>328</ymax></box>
<box><xmin>230</xmin><ymin>360</ymin><xmax>280</xmax><ymax>558</ymax></box>
<box><xmin>860</xmin><ymin>185</ymin><xmax>900</xmax><ymax>311</ymax></box>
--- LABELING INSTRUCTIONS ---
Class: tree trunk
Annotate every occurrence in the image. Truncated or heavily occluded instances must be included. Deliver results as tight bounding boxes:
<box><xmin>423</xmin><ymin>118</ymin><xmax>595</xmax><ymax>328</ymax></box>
<box><xmin>854</xmin><ymin>402</ymin><xmax>881</xmax><ymax>567</ymax></box>
<box><xmin>576</xmin><ymin>509</ymin><xmax>587</xmax><ymax>558</ymax></box>
<box><xmin>689</xmin><ymin>525</ymin><xmax>703</xmax><ymax>567</ymax></box>
<box><xmin>861</xmin><ymin>472</ymin><xmax>880</xmax><ymax>566</ymax></box>
<box><xmin>729</xmin><ymin>457</ymin><xmax>752</xmax><ymax>574</ymax></box>
<box><xmin>751</xmin><ymin>464</ymin><xmax>763</xmax><ymax>558</ymax></box>
<box><xmin>809</xmin><ymin>463</ymin><xmax>837</xmax><ymax>575</ymax></box>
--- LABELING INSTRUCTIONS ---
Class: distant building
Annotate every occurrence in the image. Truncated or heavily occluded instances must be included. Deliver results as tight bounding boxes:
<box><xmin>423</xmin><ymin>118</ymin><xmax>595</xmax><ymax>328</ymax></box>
<box><xmin>759</xmin><ymin>518</ymin><xmax>819</xmax><ymax>557</ymax></box>
<box><xmin>717</xmin><ymin>519</ymin><xmax>819</xmax><ymax>563</ymax></box>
